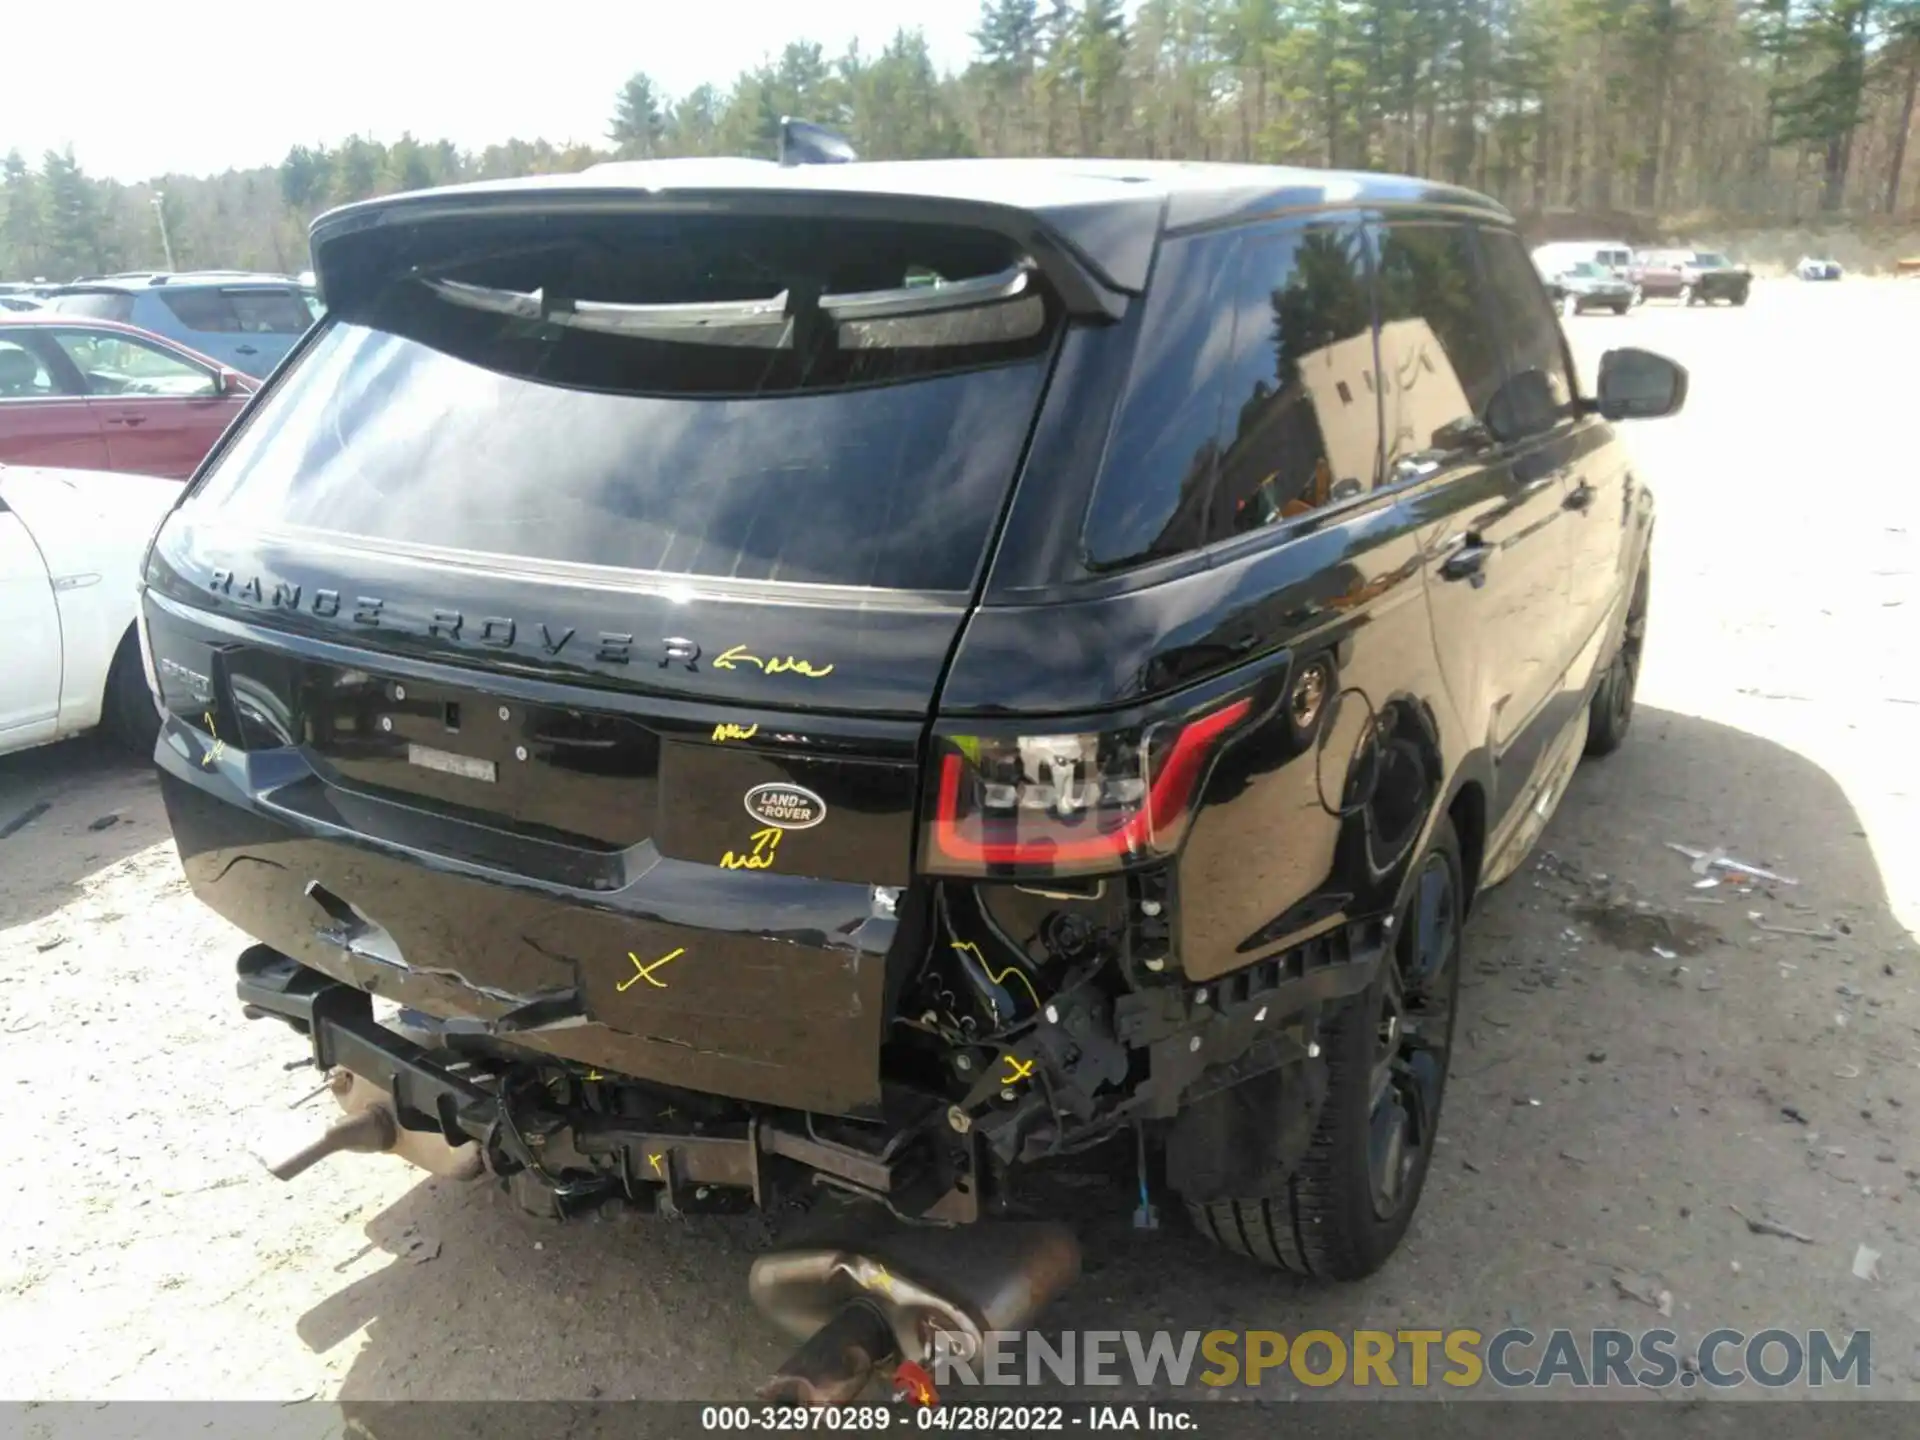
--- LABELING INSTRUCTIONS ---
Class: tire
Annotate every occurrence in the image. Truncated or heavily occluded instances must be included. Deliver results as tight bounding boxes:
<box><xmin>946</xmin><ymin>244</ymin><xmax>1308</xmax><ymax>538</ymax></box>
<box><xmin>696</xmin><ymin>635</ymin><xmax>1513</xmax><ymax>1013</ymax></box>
<box><xmin>1732</xmin><ymin>289</ymin><xmax>1749</xmax><ymax>307</ymax></box>
<box><xmin>1585</xmin><ymin>559</ymin><xmax>1648</xmax><ymax>758</ymax></box>
<box><xmin>1610</xmin><ymin>302</ymin><xmax>1629</xmax><ymax>315</ymax></box>
<box><xmin>1184</xmin><ymin>819</ymin><xmax>1464</xmax><ymax>1280</ymax></box>
<box><xmin>103</xmin><ymin>628</ymin><xmax>160</xmax><ymax>758</ymax></box>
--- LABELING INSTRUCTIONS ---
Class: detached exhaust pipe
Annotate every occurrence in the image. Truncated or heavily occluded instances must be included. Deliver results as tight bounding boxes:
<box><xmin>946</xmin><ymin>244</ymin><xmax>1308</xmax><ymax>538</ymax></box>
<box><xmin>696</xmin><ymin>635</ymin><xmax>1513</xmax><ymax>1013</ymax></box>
<box><xmin>255</xmin><ymin>1069</ymin><xmax>483</xmax><ymax>1182</ymax></box>
<box><xmin>750</xmin><ymin>1220</ymin><xmax>1081</xmax><ymax>1405</ymax></box>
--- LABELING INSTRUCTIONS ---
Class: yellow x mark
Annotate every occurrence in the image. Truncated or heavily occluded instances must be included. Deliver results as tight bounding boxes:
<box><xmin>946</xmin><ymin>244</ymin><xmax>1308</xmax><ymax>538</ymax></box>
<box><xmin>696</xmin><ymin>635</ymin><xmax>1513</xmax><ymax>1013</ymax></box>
<box><xmin>1000</xmin><ymin>1056</ymin><xmax>1035</xmax><ymax>1086</ymax></box>
<box><xmin>618</xmin><ymin>947</ymin><xmax>685</xmax><ymax>992</ymax></box>
<box><xmin>648</xmin><ymin>1151</ymin><xmax>666</xmax><ymax>1177</ymax></box>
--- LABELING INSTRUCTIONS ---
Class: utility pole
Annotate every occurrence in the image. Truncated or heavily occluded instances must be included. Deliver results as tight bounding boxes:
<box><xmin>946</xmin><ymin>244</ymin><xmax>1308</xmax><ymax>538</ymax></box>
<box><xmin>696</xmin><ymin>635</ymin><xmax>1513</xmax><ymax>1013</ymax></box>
<box><xmin>150</xmin><ymin>192</ymin><xmax>177</xmax><ymax>271</ymax></box>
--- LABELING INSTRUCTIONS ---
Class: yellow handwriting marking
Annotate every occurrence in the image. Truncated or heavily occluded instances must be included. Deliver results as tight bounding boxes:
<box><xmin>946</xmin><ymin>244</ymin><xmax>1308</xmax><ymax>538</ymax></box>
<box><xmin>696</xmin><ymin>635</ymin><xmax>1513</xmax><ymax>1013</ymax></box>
<box><xmin>618</xmin><ymin>947</ymin><xmax>685</xmax><ymax>992</ymax></box>
<box><xmin>585</xmin><ymin>1069</ymin><xmax>604</xmax><ymax>1082</ymax></box>
<box><xmin>1000</xmin><ymin>1055</ymin><xmax>1036</xmax><ymax>1086</ymax></box>
<box><xmin>867</xmin><ymin>1264</ymin><xmax>895</xmax><ymax>1297</ymax></box>
<box><xmin>648</xmin><ymin>1152</ymin><xmax>665</xmax><ymax>1177</ymax></box>
<box><xmin>713</xmin><ymin>644</ymin><xmax>834</xmax><ymax>679</ymax></box>
<box><xmin>950</xmin><ymin>942</ymin><xmax>1043</xmax><ymax>1015</ymax></box>
<box><xmin>200</xmin><ymin>711</ymin><xmax>226</xmax><ymax>768</ymax></box>
<box><xmin>720</xmin><ymin>827</ymin><xmax>782</xmax><ymax>871</ymax></box>
<box><xmin>711</xmin><ymin>722</ymin><xmax>759</xmax><ymax>743</ymax></box>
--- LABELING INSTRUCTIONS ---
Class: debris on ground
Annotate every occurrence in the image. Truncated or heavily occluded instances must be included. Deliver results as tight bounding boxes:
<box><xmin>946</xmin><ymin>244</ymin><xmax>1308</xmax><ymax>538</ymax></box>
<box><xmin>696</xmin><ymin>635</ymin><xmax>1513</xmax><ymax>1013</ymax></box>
<box><xmin>1753</xmin><ymin>917</ymin><xmax>1841</xmax><ymax>941</ymax></box>
<box><xmin>1667</xmin><ymin>842</ymin><xmax>1799</xmax><ymax>886</ymax></box>
<box><xmin>0</xmin><ymin>800</ymin><xmax>52</xmax><ymax>841</ymax></box>
<box><xmin>1729</xmin><ymin>1205</ymin><xmax>1816</xmax><ymax>1243</ymax></box>
<box><xmin>1852</xmin><ymin>1244</ymin><xmax>1883</xmax><ymax>1282</ymax></box>
<box><xmin>1612</xmin><ymin>1271</ymin><xmax>1675</xmax><ymax>1316</ymax></box>
<box><xmin>1834</xmin><ymin>1065</ymin><xmax>1862</xmax><ymax>1079</ymax></box>
<box><xmin>1781</xmin><ymin>1105</ymin><xmax>1810</xmax><ymax>1124</ymax></box>
<box><xmin>402</xmin><ymin>1236</ymin><xmax>442</xmax><ymax>1265</ymax></box>
<box><xmin>86</xmin><ymin>814</ymin><xmax>121</xmax><ymax>832</ymax></box>
<box><xmin>34</xmin><ymin>936</ymin><xmax>66</xmax><ymax>953</ymax></box>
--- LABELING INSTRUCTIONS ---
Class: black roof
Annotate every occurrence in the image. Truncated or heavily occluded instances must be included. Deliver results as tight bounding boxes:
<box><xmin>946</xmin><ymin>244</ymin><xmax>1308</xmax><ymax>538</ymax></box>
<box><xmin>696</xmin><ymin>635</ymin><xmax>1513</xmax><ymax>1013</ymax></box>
<box><xmin>310</xmin><ymin>158</ymin><xmax>1509</xmax><ymax>319</ymax></box>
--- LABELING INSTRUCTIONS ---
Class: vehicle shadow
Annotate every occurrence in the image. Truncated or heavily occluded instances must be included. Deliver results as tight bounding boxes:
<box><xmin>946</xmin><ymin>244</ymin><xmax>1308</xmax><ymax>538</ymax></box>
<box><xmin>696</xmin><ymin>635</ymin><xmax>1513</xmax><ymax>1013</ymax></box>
<box><xmin>0</xmin><ymin>736</ymin><xmax>165</xmax><ymax>931</ymax></box>
<box><xmin>309</xmin><ymin>705</ymin><xmax>1914</xmax><ymax>1412</ymax></box>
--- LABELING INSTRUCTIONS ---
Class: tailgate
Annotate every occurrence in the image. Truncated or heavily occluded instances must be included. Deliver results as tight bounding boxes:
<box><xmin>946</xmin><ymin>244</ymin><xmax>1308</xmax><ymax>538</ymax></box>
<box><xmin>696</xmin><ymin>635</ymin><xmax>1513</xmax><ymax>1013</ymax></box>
<box><xmin>143</xmin><ymin>203</ymin><xmax>1068</xmax><ymax>1112</ymax></box>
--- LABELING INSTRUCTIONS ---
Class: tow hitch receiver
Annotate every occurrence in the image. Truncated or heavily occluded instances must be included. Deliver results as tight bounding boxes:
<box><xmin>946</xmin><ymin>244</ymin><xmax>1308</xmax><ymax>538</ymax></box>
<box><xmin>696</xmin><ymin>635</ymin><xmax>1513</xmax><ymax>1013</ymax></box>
<box><xmin>750</xmin><ymin>1220</ymin><xmax>1080</xmax><ymax>1405</ymax></box>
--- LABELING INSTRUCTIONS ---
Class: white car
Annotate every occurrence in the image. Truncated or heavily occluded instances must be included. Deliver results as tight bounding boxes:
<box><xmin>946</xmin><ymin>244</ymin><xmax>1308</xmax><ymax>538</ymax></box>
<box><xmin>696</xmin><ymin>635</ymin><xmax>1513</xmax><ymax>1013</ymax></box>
<box><xmin>1795</xmin><ymin>256</ymin><xmax>1843</xmax><ymax>281</ymax></box>
<box><xmin>0</xmin><ymin>464</ymin><xmax>180</xmax><ymax>758</ymax></box>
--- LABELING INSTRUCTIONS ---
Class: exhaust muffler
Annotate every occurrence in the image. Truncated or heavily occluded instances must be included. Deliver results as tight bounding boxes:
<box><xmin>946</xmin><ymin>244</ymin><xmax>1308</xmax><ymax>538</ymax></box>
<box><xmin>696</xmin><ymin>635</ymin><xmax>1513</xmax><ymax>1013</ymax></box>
<box><xmin>750</xmin><ymin>1220</ymin><xmax>1081</xmax><ymax>1405</ymax></box>
<box><xmin>255</xmin><ymin>1069</ymin><xmax>483</xmax><ymax>1182</ymax></box>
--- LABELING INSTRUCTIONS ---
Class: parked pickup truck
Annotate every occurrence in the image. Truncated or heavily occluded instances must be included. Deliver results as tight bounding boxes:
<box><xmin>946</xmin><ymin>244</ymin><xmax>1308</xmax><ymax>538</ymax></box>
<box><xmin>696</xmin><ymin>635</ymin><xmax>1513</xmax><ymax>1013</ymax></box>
<box><xmin>1632</xmin><ymin>249</ymin><xmax>1751</xmax><ymax>306</ymax></box>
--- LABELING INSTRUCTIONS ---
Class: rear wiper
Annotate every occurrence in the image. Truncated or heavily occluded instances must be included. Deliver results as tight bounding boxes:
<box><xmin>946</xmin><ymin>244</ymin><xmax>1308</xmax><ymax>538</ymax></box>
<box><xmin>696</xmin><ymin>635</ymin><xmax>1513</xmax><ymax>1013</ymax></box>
<box><xmin>420</xmin><ymin>277</ymin><xmax>793</xmax><ymax>347</ymax></box>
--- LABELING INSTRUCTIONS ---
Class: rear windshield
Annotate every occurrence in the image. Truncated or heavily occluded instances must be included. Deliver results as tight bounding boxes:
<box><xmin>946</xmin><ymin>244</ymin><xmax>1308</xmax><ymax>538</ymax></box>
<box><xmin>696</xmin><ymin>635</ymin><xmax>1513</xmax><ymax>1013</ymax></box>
<box><xmin>47</xmin><ymin>291</ymin><xmax>134</xmax><ymax>322</ymax></box>
<box><xmin>188</xmin><ymin>215</ymin><xmax>1058</xmax><ymax>591</ymax></box>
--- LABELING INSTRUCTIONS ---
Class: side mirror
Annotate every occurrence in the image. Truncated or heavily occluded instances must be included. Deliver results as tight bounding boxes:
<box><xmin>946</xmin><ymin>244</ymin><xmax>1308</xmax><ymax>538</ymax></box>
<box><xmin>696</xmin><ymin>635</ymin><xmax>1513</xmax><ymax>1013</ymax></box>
<box><xmin>1594</xmin><ymin>348</ymin><xmax>1688</xmax><ymax>421</ymax></box>
<box><xmin>212</xmin><ymin>368</ymin><xmax>245</xmax><ymax>396</ymax></box>
<box><xmin>1485</xmin><ymin>367</ymin><xmax>1564</xmax><ymax>444</ymax></box>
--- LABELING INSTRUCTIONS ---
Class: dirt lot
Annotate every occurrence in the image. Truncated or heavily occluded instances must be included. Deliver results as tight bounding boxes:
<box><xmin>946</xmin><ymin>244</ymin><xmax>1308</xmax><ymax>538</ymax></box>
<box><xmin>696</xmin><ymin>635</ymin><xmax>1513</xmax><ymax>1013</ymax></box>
<box><xmin>3</xmin><ymin>279</ymin><xmax>1918</xmax><ymax>1406</ymax></box>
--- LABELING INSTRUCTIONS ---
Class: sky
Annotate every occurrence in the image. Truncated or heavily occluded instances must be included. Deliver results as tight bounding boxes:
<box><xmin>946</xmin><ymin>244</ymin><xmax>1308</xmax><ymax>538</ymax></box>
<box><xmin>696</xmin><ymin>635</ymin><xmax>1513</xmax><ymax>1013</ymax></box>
<box><xmin>0</xmin><ymin>0</ymin><xmax>982</xmax><ymax>183</ymax></box>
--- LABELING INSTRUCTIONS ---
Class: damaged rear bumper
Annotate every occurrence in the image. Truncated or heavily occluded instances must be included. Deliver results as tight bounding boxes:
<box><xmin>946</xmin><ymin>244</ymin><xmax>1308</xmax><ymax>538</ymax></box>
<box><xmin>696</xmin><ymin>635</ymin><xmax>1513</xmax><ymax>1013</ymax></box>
<box><xmin>238</xmin><ymin>945</ymin><xmax>956</xmax><ymax>1213</ymax></box>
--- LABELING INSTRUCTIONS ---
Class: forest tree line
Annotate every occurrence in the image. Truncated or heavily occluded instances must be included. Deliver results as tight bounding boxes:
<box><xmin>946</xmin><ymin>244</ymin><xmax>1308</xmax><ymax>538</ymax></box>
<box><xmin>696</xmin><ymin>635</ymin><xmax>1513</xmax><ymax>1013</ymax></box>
<box><xmin>4</xmin><ymin>0</ymin><xmax>1919</xmax><ymax>280</ymax></box>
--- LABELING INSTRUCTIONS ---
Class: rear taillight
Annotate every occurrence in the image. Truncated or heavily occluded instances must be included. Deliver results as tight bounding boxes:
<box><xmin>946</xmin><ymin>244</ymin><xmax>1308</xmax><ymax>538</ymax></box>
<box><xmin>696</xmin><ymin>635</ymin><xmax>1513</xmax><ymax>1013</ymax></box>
<box><xmin>923</xmin><ymin>697</ymin><xmax>1254</xmax><ymax>878</ymax></box>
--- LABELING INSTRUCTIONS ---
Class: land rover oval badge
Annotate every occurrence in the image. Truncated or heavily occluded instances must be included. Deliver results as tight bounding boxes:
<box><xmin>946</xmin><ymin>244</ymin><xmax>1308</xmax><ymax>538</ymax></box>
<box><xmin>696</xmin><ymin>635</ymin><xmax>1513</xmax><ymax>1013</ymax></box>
<box><xmin>743</xmin><ymin>782</ymin><xmax>827</xmax><ymax>831</ymax></box>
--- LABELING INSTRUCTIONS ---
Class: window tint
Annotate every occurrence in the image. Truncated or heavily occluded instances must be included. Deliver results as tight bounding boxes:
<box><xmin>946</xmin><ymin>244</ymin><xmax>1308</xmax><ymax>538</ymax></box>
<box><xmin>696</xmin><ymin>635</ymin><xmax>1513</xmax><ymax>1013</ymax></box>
<box><xmin>1211</xmin><ymin>221</ymin><xmax>1376</xmax><ymax>539</ymax></box>
<box><xmin>188</xmin><ymin>306</ymin><xmax>1053</xmax><ymax>591</ymax></box>
<box><xmin>0</xmin><ymin>337</ymin><xmax>57</xmax><ymax>398</ymax></box>
<box><xmin>51</xmin><ymin>330</ymin><xmax>217</xmax><ymax>397</ymax></box>
<box><xmin>47</xmin><ymin>291</ymin><xmax>133</xmax><ymax>323</ymax></box>
<box><xmin>158</xmin><ymin>289</ymin><xmax>239</xmax><ymax>332</ymax></box>
<box><xmin>227</xmin><ymin>288</ymin><xmax>314</xmax><ymax>334</ymax></box>
<box><xmin>1373</xmin><ymin>222</ymin><xmax>1503</xmax><ymax>479</ymax></box>
<box><xmin>1474</xmin><ymin>227</ymin><xmax>1573</xmax><ymax>438</ymax></box>
<box><xmin>1081</xmin><ymin>231</ymin><xmax>1243</xmax><ymax>568</ymax></box>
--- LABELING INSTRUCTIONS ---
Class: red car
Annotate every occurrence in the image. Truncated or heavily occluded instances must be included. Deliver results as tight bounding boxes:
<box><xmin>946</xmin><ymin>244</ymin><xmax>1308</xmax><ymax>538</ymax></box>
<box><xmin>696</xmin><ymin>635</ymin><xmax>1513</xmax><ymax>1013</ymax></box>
<box><xmin>0</xmin><ymin>313</ymin><xmax>256</xmax><ymax>479</ymax></box>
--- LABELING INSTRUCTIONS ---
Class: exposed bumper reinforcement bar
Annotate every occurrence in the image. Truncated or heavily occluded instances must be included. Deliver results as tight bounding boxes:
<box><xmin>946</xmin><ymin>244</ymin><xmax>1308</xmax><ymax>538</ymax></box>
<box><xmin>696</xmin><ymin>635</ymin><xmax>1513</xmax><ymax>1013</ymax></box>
<box><xmin>236</xmin><ymin>945</ymin><xmax>911</xmax><ymax>1204</ymax></box>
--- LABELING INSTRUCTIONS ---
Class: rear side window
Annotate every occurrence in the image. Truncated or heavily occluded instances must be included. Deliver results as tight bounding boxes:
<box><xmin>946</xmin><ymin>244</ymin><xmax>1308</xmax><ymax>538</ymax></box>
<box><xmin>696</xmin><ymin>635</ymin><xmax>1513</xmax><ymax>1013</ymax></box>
<box><xmin>228</xmin><ymin>288</ymin><xmax>313</xmax><ymax>333</ymax></box>
<box><xmin>187</xmin><ymin>215</ymin><xmax>1059</xmax><ymax>592</ymax></box>
<box><xmin>47</xmin><ymin>291</ymin><xmax>133</xmax><ymax>323</ymax></box>
<box><xmin>158</xmin><ymin>289</ymin><xmax>237</xmax><ymax>331</ymax></box>
<box><xmin>1083</xmin><ymin>219</ymin><xmax>1376</xmax><ymax>570</ymax></box>
<box><xmin>1210</xmin><ymin>221</ymin><xmax>1375</xmax><ymax>538</ymax></box>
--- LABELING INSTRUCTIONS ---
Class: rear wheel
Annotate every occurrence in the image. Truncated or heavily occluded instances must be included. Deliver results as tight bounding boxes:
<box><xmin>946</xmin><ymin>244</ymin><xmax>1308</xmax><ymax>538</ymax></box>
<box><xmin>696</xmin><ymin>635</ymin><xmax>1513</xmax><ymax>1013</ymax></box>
<box><xmin>103</xmin><ymin>629</ymin><xmax>159</xmax><ymax>758</ymax></box>
<box><xmin>1585</xmin><ymin>560</ymin><xmax>1648</xmax><ymax>758</ymax></box>
<box><xmin>1610</xmin><ymin>302</ymin><xmax>1630</xmax><ymax>315</ymax></box>
<box><xmin>1183</xmin><ymin>819</ymin><xmax>1464</xmax><ymax>1280</ymax></box>
<box><xmin>1732</xmin><ymin>289</ymin><xmax>1749</xmax><ymax>307</ymax></box>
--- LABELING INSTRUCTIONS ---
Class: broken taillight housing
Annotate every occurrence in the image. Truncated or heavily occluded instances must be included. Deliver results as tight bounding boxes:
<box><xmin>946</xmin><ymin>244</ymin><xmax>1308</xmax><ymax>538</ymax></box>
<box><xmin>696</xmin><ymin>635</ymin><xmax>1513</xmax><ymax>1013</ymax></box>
<box><xmin>923</xmin><ymin>696</ymin><xmax>1254</xmax><ymax>878</ymax></box>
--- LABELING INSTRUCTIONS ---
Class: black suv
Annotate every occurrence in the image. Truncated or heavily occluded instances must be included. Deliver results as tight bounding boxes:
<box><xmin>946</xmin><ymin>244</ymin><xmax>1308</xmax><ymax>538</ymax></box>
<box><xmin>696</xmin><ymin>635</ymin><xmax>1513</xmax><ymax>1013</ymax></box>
<box><xmin>141</xmin><ymin>158</ymin><xmax>1683</xmax><ymax>1334</ymax></box>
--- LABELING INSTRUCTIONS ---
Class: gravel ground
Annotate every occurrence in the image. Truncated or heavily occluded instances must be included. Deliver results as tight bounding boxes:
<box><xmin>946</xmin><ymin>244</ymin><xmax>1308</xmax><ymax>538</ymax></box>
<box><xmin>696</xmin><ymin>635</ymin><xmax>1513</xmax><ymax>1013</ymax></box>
<box><xmin>2</xmin><ymin>278</ymin><xmax>1917</xmax><ymax>1407</ymax></box>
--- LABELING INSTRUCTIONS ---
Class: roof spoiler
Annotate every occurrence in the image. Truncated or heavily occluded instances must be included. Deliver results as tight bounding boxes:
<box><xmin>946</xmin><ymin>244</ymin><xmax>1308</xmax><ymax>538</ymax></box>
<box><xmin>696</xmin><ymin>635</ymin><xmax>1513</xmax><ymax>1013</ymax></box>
<box><xmin>777</xmin><ymin>118</ymin><xmax>856</xmax><ymax>167</ymax></box>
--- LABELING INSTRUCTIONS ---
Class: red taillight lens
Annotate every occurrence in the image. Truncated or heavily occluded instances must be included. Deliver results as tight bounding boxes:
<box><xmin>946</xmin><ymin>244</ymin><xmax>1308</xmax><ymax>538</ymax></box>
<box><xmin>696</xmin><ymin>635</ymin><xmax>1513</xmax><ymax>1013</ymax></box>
<box><xmin>924</xmin><ymin>697</ymin><xmax>1253</xmax><ymax>878</ymax></box>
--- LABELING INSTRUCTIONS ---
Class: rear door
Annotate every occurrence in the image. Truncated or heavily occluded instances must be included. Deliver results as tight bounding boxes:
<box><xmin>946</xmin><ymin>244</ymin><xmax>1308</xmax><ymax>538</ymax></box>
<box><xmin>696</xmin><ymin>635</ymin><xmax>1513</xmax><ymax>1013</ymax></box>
<box><xmin>142</xmin><ymin>209</ymin><xmax>1064</xmax><ymax>1112</ymax></box>
<box><xmin>0</xmin><ymin>330</ymin><xmax>107</xmax><ymax>469</ymax></box>
<box><xmin>1373</xmin><ymin>219</ymin><xmax>1574</xmax><ymax>838</ymax></box>
<box><xmin>47</xmin><ymin>327</ymin><xmax>241</xmax><ymax>478</ymax></box>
